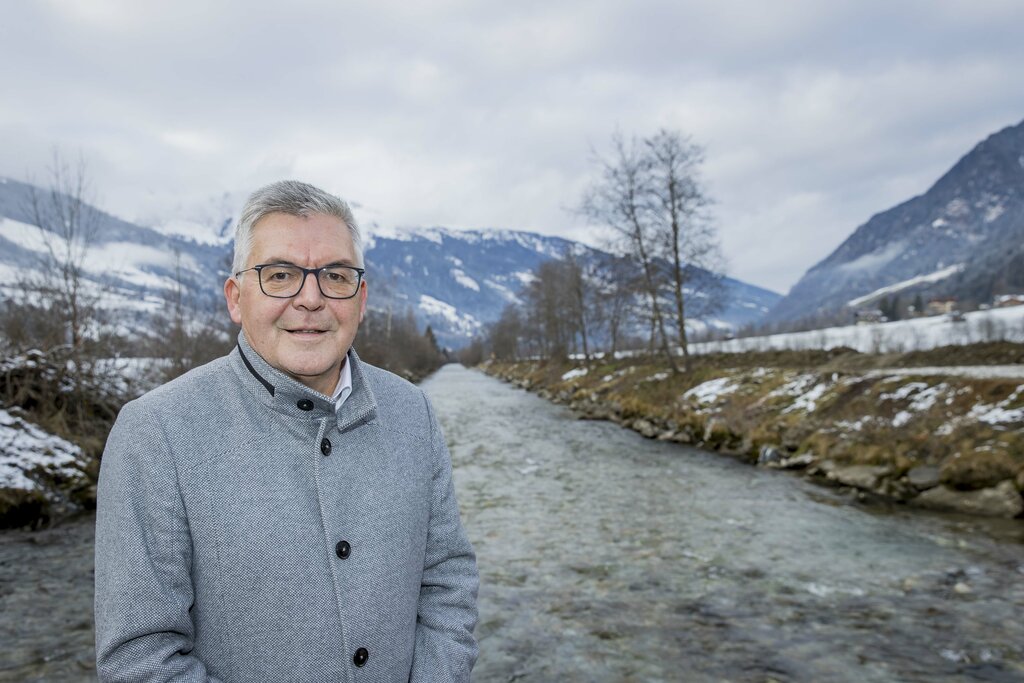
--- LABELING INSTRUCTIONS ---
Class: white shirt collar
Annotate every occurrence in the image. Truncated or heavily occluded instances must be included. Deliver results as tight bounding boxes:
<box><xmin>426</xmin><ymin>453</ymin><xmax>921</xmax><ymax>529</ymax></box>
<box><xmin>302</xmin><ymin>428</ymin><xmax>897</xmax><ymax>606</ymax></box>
<box><xmin>330</xmin><ymin>355</ymin><xmax>353</xmax><ymax>413</ymax></box>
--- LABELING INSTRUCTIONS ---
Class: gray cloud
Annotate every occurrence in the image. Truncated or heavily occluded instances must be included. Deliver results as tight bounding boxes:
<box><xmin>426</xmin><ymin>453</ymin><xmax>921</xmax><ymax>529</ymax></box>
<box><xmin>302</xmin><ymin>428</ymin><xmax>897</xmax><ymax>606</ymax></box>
<box><xmin>2</xmin><ymin>0</ymin><xmax>1023</xmax><ymax>293</ymax></box>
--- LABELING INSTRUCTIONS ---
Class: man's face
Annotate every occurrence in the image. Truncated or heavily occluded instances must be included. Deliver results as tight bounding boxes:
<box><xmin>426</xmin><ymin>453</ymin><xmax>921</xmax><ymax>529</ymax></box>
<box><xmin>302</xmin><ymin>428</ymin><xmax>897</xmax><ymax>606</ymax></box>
<box><xmin>224</xmin><ymin>211</ymin><xmax>367</xmax><ymax>396</ymax></box>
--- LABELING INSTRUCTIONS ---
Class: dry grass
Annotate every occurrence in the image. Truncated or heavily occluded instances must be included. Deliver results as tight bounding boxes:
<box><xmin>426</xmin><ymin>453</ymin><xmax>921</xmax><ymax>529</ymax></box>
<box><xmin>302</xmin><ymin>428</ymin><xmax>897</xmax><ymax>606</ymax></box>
<box><xmin>482</xmin><ymin>345</ymin><xmax>1024</xmax><ymax>493</ymax></box>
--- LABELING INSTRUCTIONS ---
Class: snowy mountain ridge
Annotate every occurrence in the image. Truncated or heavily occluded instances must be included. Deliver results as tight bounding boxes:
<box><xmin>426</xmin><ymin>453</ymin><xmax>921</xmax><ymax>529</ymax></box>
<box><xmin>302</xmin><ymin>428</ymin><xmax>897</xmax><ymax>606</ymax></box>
<box><xmin>768</xmin><ymin>117</ymin><xmax>1024</xmax><ymax>324</ymax></box>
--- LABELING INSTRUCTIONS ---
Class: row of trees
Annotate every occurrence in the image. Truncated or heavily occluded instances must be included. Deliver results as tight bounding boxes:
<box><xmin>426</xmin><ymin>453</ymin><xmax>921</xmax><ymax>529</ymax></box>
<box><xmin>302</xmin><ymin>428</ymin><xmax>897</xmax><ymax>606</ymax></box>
<box><xmin>355</xmin><ymin>305</ymin><xmax>448</xmax><ymax>382</ymax></box>
<box><xmin>468</xmin><ymin>129</ymin><xmax>728</xmax><ymax>372</ymax></box>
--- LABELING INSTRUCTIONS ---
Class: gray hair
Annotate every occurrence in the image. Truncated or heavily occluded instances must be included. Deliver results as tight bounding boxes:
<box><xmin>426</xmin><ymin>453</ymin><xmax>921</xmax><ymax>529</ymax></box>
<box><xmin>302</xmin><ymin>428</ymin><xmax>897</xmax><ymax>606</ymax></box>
<box><xmin>232</xmin><ymin>180</ymin><xmax>363</xmax><ymax>275</ymax></box>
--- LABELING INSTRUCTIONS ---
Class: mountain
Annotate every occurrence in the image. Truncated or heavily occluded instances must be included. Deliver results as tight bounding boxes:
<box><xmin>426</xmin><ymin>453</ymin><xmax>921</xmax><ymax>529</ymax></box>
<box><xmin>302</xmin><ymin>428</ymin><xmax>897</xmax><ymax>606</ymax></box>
<box><xmin>0</xmin><ymin>177</ymin><xmax>780</xmax><ymax>348</ymax></box>
<box><xmin>767</xmin><ymin>118</ymin><xmax>1024</xmax><ymax>324</ymax></box>
<box><xmin>363</xmin><ymin>227</ymin><xmax>781</xmax><ymax>348</ymax></box>
<box><xmin>0</xmin><ymin>177</ymin><xmax>231</xmax><ymax>325</ymax></box>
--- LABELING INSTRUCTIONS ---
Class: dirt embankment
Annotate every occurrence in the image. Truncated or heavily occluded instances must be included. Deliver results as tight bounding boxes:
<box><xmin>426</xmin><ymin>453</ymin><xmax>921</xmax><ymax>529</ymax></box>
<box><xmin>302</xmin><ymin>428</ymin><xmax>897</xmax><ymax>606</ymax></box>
<box><xmin>480</xmin><ymin>344</ymin><xmax>1024</xmax><ymax>519</ymax></box>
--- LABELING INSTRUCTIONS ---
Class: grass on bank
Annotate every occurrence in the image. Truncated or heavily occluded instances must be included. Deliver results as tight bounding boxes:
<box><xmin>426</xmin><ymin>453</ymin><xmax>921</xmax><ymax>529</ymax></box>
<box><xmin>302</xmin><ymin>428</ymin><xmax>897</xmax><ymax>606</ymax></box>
<box><xmin>482</xmin><ymin>342</ymin><xmax>1024</xmax><ymax>497</ymax></box>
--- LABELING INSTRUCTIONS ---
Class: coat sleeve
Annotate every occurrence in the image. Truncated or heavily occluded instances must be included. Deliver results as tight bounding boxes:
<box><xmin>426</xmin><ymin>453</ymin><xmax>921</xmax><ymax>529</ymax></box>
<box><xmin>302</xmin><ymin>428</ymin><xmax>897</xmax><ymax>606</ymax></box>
<box><xmin>409</xmin><ymin>395</ymin><xmax>479</xmax><ymax>682</ymax></box>
<box><xmin>94</xmin><ymin>399</ymin><xmax>222</xmax><ymax>683</ymax></box>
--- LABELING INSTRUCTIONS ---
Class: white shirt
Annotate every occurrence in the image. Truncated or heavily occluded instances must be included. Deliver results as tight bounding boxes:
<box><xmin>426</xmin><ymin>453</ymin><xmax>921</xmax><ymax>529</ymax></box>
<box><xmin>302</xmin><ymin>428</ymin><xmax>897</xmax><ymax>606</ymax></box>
<box><xmin>330</xmin><ymin>355</ymin><xmax>353</xmax><ymax>413</ymax></box>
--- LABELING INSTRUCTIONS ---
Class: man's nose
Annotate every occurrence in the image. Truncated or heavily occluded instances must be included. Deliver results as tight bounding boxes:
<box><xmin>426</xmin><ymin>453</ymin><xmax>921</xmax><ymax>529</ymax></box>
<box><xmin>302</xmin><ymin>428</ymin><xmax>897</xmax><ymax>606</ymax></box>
<box><xmin>293</xmin><ymin>271</ymin><xmax>325</xmax><ymax>308</ymax></box>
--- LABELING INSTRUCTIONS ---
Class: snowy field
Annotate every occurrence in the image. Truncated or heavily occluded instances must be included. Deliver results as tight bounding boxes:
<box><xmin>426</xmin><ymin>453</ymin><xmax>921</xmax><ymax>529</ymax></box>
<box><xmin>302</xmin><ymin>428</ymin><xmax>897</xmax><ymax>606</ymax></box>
<box><xmin>691</xmin><ymin>305</ymin><xmax>1024</xmax><ymax>355</ymax></box>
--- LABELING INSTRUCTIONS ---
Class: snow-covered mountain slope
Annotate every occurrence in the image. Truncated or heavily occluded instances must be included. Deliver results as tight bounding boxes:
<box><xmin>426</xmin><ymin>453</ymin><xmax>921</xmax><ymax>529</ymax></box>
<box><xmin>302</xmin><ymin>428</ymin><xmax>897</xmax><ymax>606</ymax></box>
<box><xmin>363</xmin><ymin>226</ymin><xmax>780</xmax><ymax>347</ymax></box>
<box><xmin>0</xmin><ymin>178</ymin><xmax>230</xmax><ymax>328</ymax></box>
<box><xmin>767</xmin><ymin>118</ymin><xmax>1024</xmax><ymax>324</ymax></box>
<box><xmin>0</xmin><ymin>177</ymin><xmax>779</xmax><ymax>348</ymax></box>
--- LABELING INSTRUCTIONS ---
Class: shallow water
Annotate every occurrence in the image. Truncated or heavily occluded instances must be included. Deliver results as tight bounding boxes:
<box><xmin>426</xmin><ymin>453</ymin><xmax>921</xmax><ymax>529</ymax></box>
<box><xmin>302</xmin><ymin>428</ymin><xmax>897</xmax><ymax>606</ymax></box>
<box><xmin>423</xmin><ymin>365</ymin><xmax>1024</xmax><ymax>683</ymax></box>
<box><xmin>0</xmin><ymin>514</ymin><xmax>96</xmax><ymax>682</ymax></box>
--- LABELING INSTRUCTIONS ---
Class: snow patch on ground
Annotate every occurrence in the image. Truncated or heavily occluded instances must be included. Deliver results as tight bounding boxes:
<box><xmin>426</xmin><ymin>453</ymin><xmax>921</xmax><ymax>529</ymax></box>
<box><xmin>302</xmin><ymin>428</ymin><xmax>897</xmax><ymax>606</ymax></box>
<box><xmin>835</xmin><ymin>417</ymin><xmax>874</xmax><ymax>432</ymax></box>
<box><xmin>561</xmin><ymin>367</ymin><xmax>589</xmax><ymax>381</ymax></box>
<box><xmin>601</xmin><ymin>367</ymin><xmax>637</xmax><ymax>382</ymax></box>
<box><xmin>782</xmin><ymin>382</ymin><xmax>829</xmax><ymax>414</ymax></box>
<box><xmin>885</xmin><ymin>382</ymin><xmax>948</xmax><ymax>426</ymax></box>
<box><xmin>879</xmin><ymin>382</ymin><xmax>931</xmax><ymax>402</ymax></box>
<box><xmin>968</xmin><ymin>385</ymin><xmax>1024</xmax><ymax>425</ymax></box>
<box><xmin>684</xmin><ymin>377</ymin><xmax>739</xmax><ymax>405</ymax></box>
<box><xmin>0</xmin><ymin>409</ymin><xmax>83</xmax><ymax>490</ymax></box>
<box><xmin>767</xmin><ymin>374</ymin><xmax>817</xmax><ymax>400</ymax></box>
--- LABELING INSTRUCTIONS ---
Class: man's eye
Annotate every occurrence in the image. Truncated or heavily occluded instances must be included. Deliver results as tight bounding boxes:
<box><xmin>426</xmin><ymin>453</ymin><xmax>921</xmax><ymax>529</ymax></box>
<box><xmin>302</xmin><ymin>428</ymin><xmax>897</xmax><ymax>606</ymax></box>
<box><xmin>264</xmin><ymin>268</ymin><xmax>299</xmax><ymax>282</ymax></box>
<box><xmin>325</xmin><ymin>270</ymin><xmax>354</xmax><ymax>283</ymax></box>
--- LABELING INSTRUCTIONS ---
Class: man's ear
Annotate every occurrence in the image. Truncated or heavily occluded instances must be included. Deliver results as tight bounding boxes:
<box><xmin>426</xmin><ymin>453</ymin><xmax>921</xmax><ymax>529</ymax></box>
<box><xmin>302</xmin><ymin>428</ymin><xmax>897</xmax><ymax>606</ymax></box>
<box><xmin>357</xmin><ymin>279</ymin><xmax>367</xmax><ymax>323</ymax></box>
<box><xmin>225</xmin><ymin>276</ymin><xmax>243</xmax><ymax>325</ymax></box>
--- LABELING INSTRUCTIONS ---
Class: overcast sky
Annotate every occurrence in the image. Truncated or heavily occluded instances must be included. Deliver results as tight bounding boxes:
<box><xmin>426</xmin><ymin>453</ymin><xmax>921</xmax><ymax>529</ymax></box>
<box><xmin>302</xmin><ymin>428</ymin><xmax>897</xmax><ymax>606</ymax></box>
<box><xmin>2</xmin><ymin>1</ymin><xmax>1023</xmax><ymax>294</ymax></box>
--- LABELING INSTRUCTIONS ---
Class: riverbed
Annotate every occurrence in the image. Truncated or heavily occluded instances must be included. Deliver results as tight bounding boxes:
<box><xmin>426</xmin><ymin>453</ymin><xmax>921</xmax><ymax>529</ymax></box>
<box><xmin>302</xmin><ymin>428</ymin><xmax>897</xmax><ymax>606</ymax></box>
<box><xmin>1</xmin><ymin>365</ymin><xmax>1022</xmax><ymax>682</ymax></box>
<box><xmin>425</xmin><ymin>365</ymin><xmax>1024</xmax><ymax>682</ymax></box>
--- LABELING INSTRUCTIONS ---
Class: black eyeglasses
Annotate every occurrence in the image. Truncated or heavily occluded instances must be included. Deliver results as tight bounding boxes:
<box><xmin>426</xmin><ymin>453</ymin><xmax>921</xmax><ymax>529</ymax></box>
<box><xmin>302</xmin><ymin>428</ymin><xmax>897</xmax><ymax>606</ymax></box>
<box><xmin>235</xmin><ymin>264</ymin><xmax>365</xmax><ymax>300</ymax></box>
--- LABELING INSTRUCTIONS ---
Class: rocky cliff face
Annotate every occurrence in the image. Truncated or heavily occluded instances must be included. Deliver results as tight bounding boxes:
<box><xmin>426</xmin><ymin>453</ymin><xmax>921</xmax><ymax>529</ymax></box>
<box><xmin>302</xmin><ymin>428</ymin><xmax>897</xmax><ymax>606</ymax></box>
<box><xmin>768</xmin><ymin>118</ymin><xmax>1024</xmax><ymax>324</ymax></box>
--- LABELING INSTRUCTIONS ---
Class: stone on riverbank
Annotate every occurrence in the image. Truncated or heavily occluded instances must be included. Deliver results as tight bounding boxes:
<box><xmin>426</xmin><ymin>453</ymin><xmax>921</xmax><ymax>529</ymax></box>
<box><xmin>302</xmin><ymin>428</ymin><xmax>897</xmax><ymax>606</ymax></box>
<box><xmin>818</xmin><ymin>461</ymin><xmax>893</xmax><ymax>492</ymax></box>
<box><xmin>778</xmin><ymin>453</ymin><xmax>816</xmax><ymax>470</ymax></box>
<box><xmin>631</xmin><ymin>419</ymin><xmax>659</xmax><ymax>439</ymax></box>
<box><xmin>910</xmin><ymin>480</ymin><xmax>1024</xmax><ymax>518</ymax></box>
<box><xmin>907</xmin><ymin>465</ymin><xmax>942</xmax><ymax>490</ymax></box>
<box><xmin>758</xmin><ymin>446</ymin><xmax>783</xmax><ymax>466</ymax></box>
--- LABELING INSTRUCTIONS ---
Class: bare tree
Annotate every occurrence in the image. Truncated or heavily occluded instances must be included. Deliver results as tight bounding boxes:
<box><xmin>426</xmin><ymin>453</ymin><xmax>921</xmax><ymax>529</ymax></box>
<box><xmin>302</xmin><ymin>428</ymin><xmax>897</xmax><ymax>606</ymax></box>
<box><xmin>489</xmin><ymin>305</ymin><xmax>524</xmax><ymax>360</ymax></box>
<box><xmin>17</xmin><ymin>151</ymin><xmax>102</xmax><ymax>372</ymax></box>
<box><xmin>646</xmin><ymin>130</ymin><xmax>727</xmax><ymax>370</ymax></box>
<box><xmin>595</xmin><ymin>256</ymin><xmax>637</xmax><ymax>357</ymax></box>
<box><xmin>562</xmin><ymin>247</ymin><xmax>599</xmax><ymax>362</ymax></box>
<box><xmin>522</xmin><ymin>260</ymin><xmax>574</xmax><ymax>359</ymax></box>
<box><xmin>580</xmin><ymin>134</ymin><xmax>679</xmax><ymax>372</ymax></box>
<box><xmin>581</xmin><ymin>130</ymin><xmax>727</xmax><ymax>371</ymax></box>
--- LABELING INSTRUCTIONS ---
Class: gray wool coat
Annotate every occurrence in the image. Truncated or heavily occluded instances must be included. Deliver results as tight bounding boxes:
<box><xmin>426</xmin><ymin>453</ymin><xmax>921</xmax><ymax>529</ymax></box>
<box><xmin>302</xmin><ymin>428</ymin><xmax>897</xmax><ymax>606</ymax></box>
<box><xmin>94</xmin><ymin>334</ymin><xmax>478</xmax><ymax>682</ymax></box>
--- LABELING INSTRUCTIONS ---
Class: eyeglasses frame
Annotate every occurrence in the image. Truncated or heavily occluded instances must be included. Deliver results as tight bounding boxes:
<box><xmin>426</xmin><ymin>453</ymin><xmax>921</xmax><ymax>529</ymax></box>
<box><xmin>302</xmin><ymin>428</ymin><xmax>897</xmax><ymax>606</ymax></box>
<box><xmin>234</xmin><ymin>263</ymin><xmax>366</xmax><ymax>300</ymax></box>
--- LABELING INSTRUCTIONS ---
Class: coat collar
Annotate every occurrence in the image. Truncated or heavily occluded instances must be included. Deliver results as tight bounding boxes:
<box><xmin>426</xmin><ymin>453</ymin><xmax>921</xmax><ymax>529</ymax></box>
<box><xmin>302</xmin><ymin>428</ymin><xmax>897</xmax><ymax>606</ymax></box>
<box><xmin>230</xmin><ymin>332</ymin><xmax>378</xmax><ymax>431</ymax></box>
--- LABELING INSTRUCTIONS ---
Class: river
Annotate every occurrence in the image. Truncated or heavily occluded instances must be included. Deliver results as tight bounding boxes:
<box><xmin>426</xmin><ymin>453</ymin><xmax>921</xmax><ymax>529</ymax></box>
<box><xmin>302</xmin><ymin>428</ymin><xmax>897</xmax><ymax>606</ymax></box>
<box><xmin>423</xmin><ymin>365</ymin><xmax>1024</xmax><ymax>682</ymax></box>
<box><xmin>2</xmin><ymin>364</ymin><xmax>1022</xmax><ymax>682</ymax></box>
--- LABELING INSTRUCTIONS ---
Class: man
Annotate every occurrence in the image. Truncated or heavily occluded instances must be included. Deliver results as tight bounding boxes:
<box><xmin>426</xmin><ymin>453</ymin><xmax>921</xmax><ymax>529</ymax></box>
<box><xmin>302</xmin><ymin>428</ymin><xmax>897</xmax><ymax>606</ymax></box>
<box><xmin>95</xmin><ymin>180</ymin><xmax>478</xmax><ymax>682</ymax></box>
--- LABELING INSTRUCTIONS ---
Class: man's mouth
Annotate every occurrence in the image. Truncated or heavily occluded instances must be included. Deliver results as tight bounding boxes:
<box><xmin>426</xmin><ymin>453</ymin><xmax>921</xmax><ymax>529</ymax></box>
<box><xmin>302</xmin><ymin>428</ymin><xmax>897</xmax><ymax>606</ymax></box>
<box><xmin>286</xmin><ymin>328</ymin><xmax>328</xmax><ymax>335</ymax></box>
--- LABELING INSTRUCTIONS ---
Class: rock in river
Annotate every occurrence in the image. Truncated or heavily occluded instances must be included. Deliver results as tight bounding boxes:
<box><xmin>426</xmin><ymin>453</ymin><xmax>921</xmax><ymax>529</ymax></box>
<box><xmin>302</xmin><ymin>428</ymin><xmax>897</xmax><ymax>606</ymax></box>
<box><xmin>911</xmin><ymin>480</ymin><xmax>1024</xmax><ymax>519</ymax></box>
